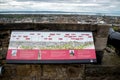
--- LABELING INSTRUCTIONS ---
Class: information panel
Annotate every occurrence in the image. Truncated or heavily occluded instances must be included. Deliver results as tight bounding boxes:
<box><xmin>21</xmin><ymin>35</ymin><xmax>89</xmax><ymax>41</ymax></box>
<box><xmin>6</xmin><ymin>31</ymin><xmax>96</xmax><ymax>63</ymax></box>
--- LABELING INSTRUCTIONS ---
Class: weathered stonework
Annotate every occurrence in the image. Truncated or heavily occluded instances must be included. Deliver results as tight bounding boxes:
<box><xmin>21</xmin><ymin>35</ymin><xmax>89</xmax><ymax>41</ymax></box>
<box><xmin>1</xmin><ymin>23</ymin><xmax>120</xmax><ymax>80</ymax></box>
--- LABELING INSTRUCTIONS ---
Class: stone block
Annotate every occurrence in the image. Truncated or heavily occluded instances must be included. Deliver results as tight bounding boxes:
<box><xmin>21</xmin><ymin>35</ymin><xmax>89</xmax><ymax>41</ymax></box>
<box><xmin>95</xmin><ymin>38</ymin><xmax>108</xmax><ymax>51</ymax></box>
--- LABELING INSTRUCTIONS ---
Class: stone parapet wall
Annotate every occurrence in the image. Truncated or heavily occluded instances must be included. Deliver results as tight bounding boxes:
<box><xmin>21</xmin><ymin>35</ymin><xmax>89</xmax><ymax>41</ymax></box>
<box><xmin>1</xmin><ymin>23</ymin><xmax>119</xmax><ymax>80</ymax></box>
<box><xmin>0</xmin><ymin>23</ymin><xmax>110</xmax><ymax>51</ymax></box>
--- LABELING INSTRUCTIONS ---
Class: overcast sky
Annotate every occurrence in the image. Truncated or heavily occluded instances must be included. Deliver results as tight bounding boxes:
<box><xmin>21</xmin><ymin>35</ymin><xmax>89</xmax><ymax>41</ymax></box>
<box><xmin>0</xmin><ymin>0</ymin><xmax>120</xmax><ymax>13</ymax></box>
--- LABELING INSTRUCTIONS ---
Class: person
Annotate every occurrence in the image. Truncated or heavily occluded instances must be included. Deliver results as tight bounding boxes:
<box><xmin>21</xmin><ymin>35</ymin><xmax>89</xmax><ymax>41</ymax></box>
<box><xmin>69</xmin><ymin>50</ymin><xmax>74</xmax><ymax>56</ymax></box>
<box><xmin>38</xmin><ymin>50</ymin><xmax>41</xmax><ymax>60</ymax></box>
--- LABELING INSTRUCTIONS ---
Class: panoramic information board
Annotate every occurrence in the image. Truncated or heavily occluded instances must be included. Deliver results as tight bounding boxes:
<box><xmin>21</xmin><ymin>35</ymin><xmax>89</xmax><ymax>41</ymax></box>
<box><xmin>6</xmin><ymin>31</ymin><xmax>96</xmax><ymax>63</ymax></box>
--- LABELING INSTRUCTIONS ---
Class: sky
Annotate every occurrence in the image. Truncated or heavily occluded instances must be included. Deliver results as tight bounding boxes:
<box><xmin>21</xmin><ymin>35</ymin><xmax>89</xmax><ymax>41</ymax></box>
<box><xmin>0</xmin><ymin>0</ymin><xmax>120</xmax><ymax>14</ymax></box>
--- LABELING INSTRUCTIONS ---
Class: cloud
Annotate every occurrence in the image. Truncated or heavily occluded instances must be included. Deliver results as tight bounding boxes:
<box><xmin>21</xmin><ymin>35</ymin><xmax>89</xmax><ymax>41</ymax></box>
<box><xmin>0</xmin><ymin>0</ymin><xmax>13</xmax><ymax>3</ymax></box>
<box><xmin>15</xmin><ymin>0</ymin><xmax>82</xmax><ymax>3</ymax></box>
<box><xmin>0</xmin><ymin>0</ymin><xmax>120</xmax><ymax>13</ymax></box>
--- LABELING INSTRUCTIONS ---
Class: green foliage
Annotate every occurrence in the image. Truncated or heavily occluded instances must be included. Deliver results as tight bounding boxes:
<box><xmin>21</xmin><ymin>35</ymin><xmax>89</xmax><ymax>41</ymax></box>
<box><xmin>113</xmin><ymin>26</ymin><xmax>119</xmax><ymax>31</ymax></box>
<box><xmin>21</xmin><ymin>45</ymin><xmax>33</xmax><ymax>49</ymax></box>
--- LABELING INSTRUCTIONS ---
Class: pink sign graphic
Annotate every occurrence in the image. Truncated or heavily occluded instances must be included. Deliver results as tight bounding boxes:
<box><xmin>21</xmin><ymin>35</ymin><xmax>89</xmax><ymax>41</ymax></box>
<box><xmin>7</xmin><ymin>31</ymin><xmax>96</xmax><ymax>63</ymax></box>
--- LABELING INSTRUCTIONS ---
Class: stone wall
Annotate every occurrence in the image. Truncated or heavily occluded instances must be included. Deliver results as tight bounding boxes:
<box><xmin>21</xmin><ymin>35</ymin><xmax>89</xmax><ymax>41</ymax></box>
<box><xmin>1</xmin><ymin>23</ymin><xmax>120</xmax><ymax>80</ymax></box>
<box><xmin>0</xmin><ymin>23</ymin><xmax>110</xmax><ymax>51</ymax></box>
